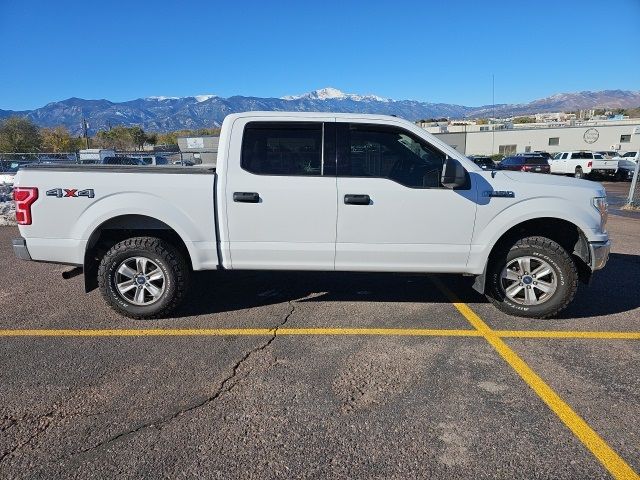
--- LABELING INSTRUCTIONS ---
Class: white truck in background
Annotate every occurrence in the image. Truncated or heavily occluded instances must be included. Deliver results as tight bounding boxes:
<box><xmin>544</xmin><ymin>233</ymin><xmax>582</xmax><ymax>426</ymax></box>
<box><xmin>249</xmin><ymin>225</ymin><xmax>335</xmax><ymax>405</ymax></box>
<box><xmin>78</xmin><ymin>149</ymin><xmax>116</xmax><ymax>164</ymax></box>
<box><xmin>12</xmin><ymin>112</ymin><xmax>610</xmax><ymax>320</ymax></box>
<box><xmin>549</xmin><ymin>151</ymin><xmax>618</xmax><ymax>179</ymax></box>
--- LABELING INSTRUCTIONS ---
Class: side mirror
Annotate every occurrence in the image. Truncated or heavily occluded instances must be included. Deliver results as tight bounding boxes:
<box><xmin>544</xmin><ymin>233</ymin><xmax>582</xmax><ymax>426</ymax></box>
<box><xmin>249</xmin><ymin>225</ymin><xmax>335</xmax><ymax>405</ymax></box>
<box><xmin>441</xmin><ymin>157</ymin><xmax>468</xmax><ymax>189</ymax></box>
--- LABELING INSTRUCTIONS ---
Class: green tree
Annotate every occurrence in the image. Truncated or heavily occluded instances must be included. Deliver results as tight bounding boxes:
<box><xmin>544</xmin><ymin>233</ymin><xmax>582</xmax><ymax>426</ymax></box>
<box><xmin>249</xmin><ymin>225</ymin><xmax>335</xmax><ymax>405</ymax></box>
<box><xmin>156</xmin><ymin>132</ymin><xmax>178</xmax><ymax>145</ymax></box>
<box><xmin>129</xmin><ymin>126</ymin><xmax>147</xmax><ymax>150</ymax></box>
<box><xmin>41</xmin><ymin>126</ymin><xmax>82</xmax><ymax>152</ymax></box>
<box><xmin>0</xmin><ymin>116</ymin><xmax>42</xmax><ymax>152</ymax></box>
<box><xmin>512</xmin><ymin>116</ymin><xmax>536</xmax><ymax>124</ymax></box>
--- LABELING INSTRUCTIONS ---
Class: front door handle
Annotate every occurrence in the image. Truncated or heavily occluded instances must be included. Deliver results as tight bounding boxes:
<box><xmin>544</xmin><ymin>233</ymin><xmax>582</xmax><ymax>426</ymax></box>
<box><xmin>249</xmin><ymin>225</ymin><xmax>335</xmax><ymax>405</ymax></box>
<box><xmin>344</xmin><ymin>194</ymin><xmax>371</xmax><ymax>205</ymax></box>
<box><xmin>233</xmin><ymin>192</ymin><xmax>260</xmax><ymax>203</ymax></box>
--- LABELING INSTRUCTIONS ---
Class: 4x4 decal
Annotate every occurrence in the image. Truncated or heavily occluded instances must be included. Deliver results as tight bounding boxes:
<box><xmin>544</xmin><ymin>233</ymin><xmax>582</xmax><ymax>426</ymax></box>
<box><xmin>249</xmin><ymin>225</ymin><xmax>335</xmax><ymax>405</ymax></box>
<box><xmin>46</xmin><ymin>188</ymin><xmax>95</xmax><ymax>198</ymax></box>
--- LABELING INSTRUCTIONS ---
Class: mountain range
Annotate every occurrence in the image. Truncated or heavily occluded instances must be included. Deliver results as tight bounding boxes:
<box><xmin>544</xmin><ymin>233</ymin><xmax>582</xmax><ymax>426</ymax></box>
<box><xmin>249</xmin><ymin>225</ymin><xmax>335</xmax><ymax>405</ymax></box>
<box><xmin>1</xmin><ymin>87</ymin><xmax>638</xmax><ymax>134</ymax></box>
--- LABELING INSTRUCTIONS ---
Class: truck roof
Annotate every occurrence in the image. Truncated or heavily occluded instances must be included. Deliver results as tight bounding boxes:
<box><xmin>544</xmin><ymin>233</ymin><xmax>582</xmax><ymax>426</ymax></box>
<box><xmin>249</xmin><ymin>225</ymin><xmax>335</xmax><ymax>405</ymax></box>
<box><xmin>223</xmin><ymin>111</ymin><xmax>408</xmax><ymax>123</ymax></box>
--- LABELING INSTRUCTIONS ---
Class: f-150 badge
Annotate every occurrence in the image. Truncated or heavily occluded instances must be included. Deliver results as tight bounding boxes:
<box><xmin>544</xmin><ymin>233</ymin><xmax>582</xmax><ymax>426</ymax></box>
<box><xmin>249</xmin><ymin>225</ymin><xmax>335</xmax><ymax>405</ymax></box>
<box><xmin>46</xmin><ymin>188</ymin><xmax>95</xmax><ymax>198</ymax></box>
<box><xmin>483</xmin><ymin>190</ymin><xmax>515</xmax><ymax>198</ymax></box>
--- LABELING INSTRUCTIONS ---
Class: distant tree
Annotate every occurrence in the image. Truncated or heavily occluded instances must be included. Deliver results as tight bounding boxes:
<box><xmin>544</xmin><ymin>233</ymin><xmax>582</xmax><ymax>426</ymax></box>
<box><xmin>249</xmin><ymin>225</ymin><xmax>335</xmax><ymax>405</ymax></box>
<box><xmin>512</xmin><ymin>116</ymin><xmax>536</xmax><ymax>124</ymax></box>
<box><xmin>156</xmin><ymin>132</ymin><xmax>178</xmax><ymax>146</ymax></box>
<box><xmin>417</xmin><ymin>118</ymin><xmax>448</xmax><ymax>123</ymax></box>
<box><xmin>623</xmin><ymin>106</ymin><xmax>640</xmax><ymax>118</ymax></box>
<box><xmin>476</xmin><ymin>118</ymin><xmax>489</xmax><ymax>125</ymax></box>
<box><xmin>145</xmin><ymin>132</ymin><xmax>157</xmax><ymax>146</ymax></box>
<box><xmin>0</xmin><ymin>116</ymin><xmax>42</xmax><ymax>152</ymax></box>
<box><xmin>41</xmin><ymin>126</ymin><xmax>82</xmax><ymax>152</ymax></box>
<box><xmin>93</xmin><ymin>125</ymin><xmax>220</xmax><ymax>149</ymax></box>
<box><xmin>129</xmin><ymin>126</ymin><xmax>147</xmax><ymax>150</ymax></box>
<box><xmin>156</xmin><ymin>128</ymin><xmax>220</xmax><ymax>147</ymax></box>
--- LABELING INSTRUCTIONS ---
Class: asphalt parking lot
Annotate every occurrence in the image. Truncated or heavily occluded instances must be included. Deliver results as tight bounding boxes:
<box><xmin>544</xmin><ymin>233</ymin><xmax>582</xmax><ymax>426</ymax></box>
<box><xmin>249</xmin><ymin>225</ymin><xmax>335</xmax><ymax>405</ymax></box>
<box><xmin>0</xmin><ymin>183</ymin><xmax>638</xmax><ymax>479</ymax></box>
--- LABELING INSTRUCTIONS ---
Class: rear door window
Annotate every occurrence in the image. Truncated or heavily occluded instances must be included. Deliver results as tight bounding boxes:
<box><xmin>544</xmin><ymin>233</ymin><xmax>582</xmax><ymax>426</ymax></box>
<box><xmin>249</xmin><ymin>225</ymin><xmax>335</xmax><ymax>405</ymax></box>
<box><xmin>526</xmin><ymin>158</ymin><xmax>549</xmax><ymax>165</ymax></box>
<box><xmin>241</xmin><ymin>122</ymin><xmax>323</xmax><ymax>176</ymax></box>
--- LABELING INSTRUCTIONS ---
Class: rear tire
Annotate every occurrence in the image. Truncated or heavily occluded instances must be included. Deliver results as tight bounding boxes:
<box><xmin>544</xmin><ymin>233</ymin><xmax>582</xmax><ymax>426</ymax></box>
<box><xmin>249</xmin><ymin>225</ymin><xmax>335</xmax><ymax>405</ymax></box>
<box><xmin>574</xmin><ymin>166</ymin><xmax>584</xmax><ymax>179</ymax></box>
<box><xmin>98</xmin><ymin>236</ymin><xmax>190</xmax><ymax>319</ymax></box>
<box><xmin>485</xmin><ymin>236</ymin><xmax>578</xmax><ymax>319</ymax></box>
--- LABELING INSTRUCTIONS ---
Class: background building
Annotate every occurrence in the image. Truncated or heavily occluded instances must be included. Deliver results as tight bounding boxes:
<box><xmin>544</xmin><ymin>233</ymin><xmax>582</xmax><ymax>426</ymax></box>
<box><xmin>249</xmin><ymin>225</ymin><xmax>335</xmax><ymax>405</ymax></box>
<box><xmin>177</xmin><ymin>135</ymin><xmax>219</xmax><ymax>164</ymax></box>
<box><xmin>423</xmin><ymin>120</ymin><xmax>640</xmax><ymax>156</ymax></box>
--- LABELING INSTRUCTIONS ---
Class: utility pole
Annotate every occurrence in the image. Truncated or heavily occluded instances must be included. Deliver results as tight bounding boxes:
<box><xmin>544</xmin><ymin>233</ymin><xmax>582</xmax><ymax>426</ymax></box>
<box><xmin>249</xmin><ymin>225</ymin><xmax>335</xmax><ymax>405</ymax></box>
<box><xmin>492</xmin><ymin>74</ymin><xmax>495</xmax><ymax>155</ymax></box>
<box><xmin>82</xmin><ymin>117</ymin><xmax>90</xmax><ymax>148</ymax></box>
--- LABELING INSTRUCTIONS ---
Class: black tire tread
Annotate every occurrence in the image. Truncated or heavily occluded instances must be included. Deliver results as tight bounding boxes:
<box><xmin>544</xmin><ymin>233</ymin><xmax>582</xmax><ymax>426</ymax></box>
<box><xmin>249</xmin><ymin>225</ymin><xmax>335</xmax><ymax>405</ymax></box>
<box><xmin>97</xmin><ymin>236</ymin><xmax>188</xmax><ymax>319</ymax></box>
<box><xmin>487</xmin><ymin>235</ymin><xmax>578</xmax><ymax>319</ymax></box>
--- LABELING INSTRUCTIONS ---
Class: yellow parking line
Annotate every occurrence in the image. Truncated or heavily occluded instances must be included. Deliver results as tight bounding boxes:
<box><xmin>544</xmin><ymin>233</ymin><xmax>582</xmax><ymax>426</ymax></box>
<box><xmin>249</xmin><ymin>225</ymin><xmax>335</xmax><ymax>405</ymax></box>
<box><xmin>434</xmin><ymin>282</ymin><xmax>639</xmax><ymax>480</ymax></box>
<box><xmin>0</xmin><ymin>328</ymin><xmax>482</xmax><ymax>337</ymax></box>
<box><xmin>497</xmin><ymin>330</ymin><xmax>640</xmax><ymax>340</ymax></box>
<box><xmin>0</xmin><ymin>328</ymin><xmax>638</xmax><ymax>339</ymax></box>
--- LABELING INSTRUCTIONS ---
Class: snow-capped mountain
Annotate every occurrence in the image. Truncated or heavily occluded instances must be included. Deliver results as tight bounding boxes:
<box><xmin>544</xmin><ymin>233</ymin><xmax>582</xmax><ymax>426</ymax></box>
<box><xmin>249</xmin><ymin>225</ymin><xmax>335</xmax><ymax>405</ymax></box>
<box><xmin>282</xmin><ymin>87</ymin><xmax>389</xmax><ymax>102</ymax></box>
<box><xmin>1</xmin><ymin>88</ymin><xmax>638</xmax><ymax>134</ymax></box>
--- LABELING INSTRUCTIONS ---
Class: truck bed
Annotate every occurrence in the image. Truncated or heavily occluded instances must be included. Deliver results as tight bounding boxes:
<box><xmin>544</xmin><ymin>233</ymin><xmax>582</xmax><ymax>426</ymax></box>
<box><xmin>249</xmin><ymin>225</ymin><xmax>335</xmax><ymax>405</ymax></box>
<box><xmin>20</xmin><ymin>164</ymin><xmax>216</xmax><ymax>175</ymax></box>
<box><xmin>14</xmin><ymin>163</ymin><xmax>219</xmax><ymax>270</ymax></box>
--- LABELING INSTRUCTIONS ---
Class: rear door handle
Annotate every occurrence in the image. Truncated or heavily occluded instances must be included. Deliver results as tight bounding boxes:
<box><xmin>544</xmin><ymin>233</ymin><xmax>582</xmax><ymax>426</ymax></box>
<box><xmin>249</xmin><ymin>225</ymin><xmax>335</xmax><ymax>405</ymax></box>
<box><xmin>344</xmin><ymin>194</ymin><xmax>371</xmax><ymax>205</ymax></box>
<box><xmin>233</xmin><ymin>192</ymin><xmax>260</xmax><ymax>203</ymax></box>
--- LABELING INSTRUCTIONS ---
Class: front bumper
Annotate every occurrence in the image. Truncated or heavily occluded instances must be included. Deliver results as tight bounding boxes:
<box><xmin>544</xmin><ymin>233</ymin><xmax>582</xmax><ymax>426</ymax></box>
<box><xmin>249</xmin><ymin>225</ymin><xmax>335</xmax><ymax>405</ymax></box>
<box><xmin>588</xmin><ymin>240</ymin><xmax>610</xmax><ymax>271</ymax></box>
<box><xmin>12</xmin><ymin>237</ymin><xmax>32</xmax><ymax>261</ymax></box>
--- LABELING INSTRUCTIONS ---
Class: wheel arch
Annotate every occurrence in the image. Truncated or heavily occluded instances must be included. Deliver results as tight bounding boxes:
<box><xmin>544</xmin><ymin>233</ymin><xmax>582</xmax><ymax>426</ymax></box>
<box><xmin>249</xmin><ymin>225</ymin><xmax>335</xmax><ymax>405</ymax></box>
<box><xmin>83</xmin><ymin>214</ymin><xmax>192</xmax><ymax>292</ymax></box>
<box><xmin>473</xmin><ymin>217</ymin><xmax>591</xmax><ymax>294</ymax></box>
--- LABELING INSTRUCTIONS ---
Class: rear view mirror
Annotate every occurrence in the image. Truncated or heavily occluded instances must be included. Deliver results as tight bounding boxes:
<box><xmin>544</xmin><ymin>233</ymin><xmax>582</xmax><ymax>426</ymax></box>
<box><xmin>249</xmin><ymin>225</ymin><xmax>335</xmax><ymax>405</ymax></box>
<box><xmin>441</xmin><ymin>157</ymin><xmax>468</xmax><ymax>189</ymax></box>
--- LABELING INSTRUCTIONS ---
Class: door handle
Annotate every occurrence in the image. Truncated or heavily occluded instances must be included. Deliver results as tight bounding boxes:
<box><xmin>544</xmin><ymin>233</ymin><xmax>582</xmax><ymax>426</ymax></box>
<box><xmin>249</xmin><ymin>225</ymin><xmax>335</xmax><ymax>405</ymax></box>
<box><xmin>233</xmin><ymin>192</ymin><xmax>260</xmax><ymax>203</ymax></box>
<box><xmin>344</xmin><ymin>194</ymin><xmax>371</xmax><ymax>205</ymax></box>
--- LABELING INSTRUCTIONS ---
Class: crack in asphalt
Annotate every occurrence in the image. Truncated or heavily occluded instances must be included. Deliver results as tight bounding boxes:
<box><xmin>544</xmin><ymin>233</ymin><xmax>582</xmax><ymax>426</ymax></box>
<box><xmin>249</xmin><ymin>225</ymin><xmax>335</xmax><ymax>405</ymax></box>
<box><xmin>0</xmin><ymin>408</ymin><xmax>115</xmax><ymax>466</ymax></box>
<box><xmin>69</xmin><ymin>300</ymin><xmax>298</xmax><ymax>459</ymax></box>
<box><xmin>0</xmin><ymin>411</ymin><xmax>55</xmax><ymax>464</ymax></box>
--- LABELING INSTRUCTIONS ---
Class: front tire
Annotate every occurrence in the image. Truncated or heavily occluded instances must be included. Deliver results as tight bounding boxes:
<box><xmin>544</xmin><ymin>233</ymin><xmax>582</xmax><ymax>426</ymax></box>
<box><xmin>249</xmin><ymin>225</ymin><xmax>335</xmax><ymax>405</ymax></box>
<box><xmin>486</xmin><ymin>236</ymin><xmax>578</xmax><ymax>319</ymax></box>
<box><xmin>98</xmin><ymin>237</ymin><xmax>190</xmax><ymax>319</ymax></box>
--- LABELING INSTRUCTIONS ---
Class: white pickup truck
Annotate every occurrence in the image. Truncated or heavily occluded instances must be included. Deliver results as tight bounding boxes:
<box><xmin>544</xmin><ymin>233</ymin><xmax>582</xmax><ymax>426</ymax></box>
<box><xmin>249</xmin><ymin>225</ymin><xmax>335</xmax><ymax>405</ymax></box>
<box><xmin>549</xmin><ymin>151</ymin><xmax>618</xmax><ymax>179</ymax></box>
<box><xmin>12</xmin><ymin>112</ymin><xmax>610</xmax><ymax>319</ymax></box>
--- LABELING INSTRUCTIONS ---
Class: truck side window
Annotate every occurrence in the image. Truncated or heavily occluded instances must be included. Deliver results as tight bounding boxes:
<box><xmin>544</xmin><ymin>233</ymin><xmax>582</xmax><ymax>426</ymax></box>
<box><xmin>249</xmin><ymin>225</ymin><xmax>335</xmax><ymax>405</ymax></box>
<box><xmin>241</xmin><ymin>122</ymin><xmax>322</xmax><ymax>176</ymax></box>
<box><xmin>337</xmin><ymin>124</ymin><xmax>446</xmax><ymax>188</ymax></box>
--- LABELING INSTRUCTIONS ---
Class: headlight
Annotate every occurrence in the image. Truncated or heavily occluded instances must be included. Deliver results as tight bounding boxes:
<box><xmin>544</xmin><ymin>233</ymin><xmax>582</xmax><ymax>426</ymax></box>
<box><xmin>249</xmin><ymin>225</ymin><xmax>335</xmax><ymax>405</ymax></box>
<box><xmin>592</xmin><ymin>196</ymin><xmax>608</xmax><ymax>232</ymax></box>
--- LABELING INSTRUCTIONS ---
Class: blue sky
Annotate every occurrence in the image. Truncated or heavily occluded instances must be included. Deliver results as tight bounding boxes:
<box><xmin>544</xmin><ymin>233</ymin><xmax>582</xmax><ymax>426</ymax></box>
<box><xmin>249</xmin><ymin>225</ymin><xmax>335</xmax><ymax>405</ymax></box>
<box><xmin>1</xmin><ymin>0</ymin><xmax>638</xmax><ymax>110</ymax></box>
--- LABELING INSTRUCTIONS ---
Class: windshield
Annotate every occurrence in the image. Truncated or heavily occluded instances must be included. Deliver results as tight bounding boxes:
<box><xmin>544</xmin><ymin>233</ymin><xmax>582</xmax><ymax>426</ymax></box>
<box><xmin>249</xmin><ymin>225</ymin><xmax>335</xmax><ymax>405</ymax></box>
<box><xmin>525</xmin><ymin>158</ymin><xmax>550</xmax><ymax>165</ymax></box>
<box><xmin>0</xmin><ymin>162</ymin><xmax>23</xmax><ymax>173</ymax></box>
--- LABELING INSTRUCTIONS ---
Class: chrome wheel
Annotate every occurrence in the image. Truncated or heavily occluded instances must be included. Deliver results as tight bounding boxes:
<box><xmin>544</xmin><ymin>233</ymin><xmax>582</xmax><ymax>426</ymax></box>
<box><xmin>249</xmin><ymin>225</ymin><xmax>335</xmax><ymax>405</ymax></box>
<box><xmin>115</xmin><ymin>256</ymin><xmax>166</xmax><ymax>305</ymax></box>
<box><xmin>501</xmin><ymin>256</ymin><xmax>557</xmax><ymax>305</ymax></box>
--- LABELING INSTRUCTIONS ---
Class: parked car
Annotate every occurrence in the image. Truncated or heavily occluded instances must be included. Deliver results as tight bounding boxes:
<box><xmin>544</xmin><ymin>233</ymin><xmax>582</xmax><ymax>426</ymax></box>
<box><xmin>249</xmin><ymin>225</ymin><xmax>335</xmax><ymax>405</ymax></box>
<box><xmin>549</xmin><ymin>151</ymin><xmax>618</xmax><ymax>179</ymax></box>
<box><xmin>0</xmin><ymin>161</ymin><xmax>30</xmax><ymax>186</ymax></box>
<box><xmin>497</xmin><ymin>156</ymin><xmax>550</xmax><ymax>173</ymax></box>
<box><xmin>468</xmin><ymin>155</ymin><xmax>495</xmax><ymax>170</ymax></box>
<box><xmin>615</xmin><ymin>162</ymin><xmax>636</xmax><ymax>181</ymax></box>
<box><xmin>12</xmin><ymin>111</ymin><xmax>610</xmax><ymax>320</ymax></box>
<box><xmin>134</xmin><ymin>155</ymin><xmax>170</xmax><ymax>166</ymax></box>
<box><xmin>613</xmin><ymin>151</ymin><xmax>639</xmax><ymax>163</ymax></box>
<box><xmin>100</xmin><ymin>157</ymin><xmax>147</xmax><ymax>166</ymax></box>
<box><xmin>79</xmin><ymin>149</ymin><xmax>116</xmax><ymax>164</ymax></box>
<box><xmin>596</xmin><ymin>151</ymin><xmax>619</xmax><ymax>159</ymax></box>
<box><xmin>515</xmin><ymin>151</ymin><xmax>552</xmax><ymax>160</ymax></box>
<box><xmin>613</xmin><ymin>152</ymin><xmax>638</xmax><ymax>181</ymax></box>
<box><xmin>172</xmin><ymin>159</ymin><xmax>196</xmax><ymax>166</ymax></box>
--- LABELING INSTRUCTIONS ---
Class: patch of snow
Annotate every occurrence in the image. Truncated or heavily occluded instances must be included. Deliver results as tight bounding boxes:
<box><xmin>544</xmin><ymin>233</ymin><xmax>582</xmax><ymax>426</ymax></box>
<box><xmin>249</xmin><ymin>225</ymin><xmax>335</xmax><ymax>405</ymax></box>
<box><xmin>146</xmin><ymin>96</ymin><xmax>181</xmax><ymax>101</ymax></box>
<box><xmin>282</xmin><ymin>87</ymin><xmax>390</xmax><ymax>102</ymax></box>
<box><xmin>194</xmin><ymin>94</ymin><xmax>217</xmax><ymax>103</ymax></box>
